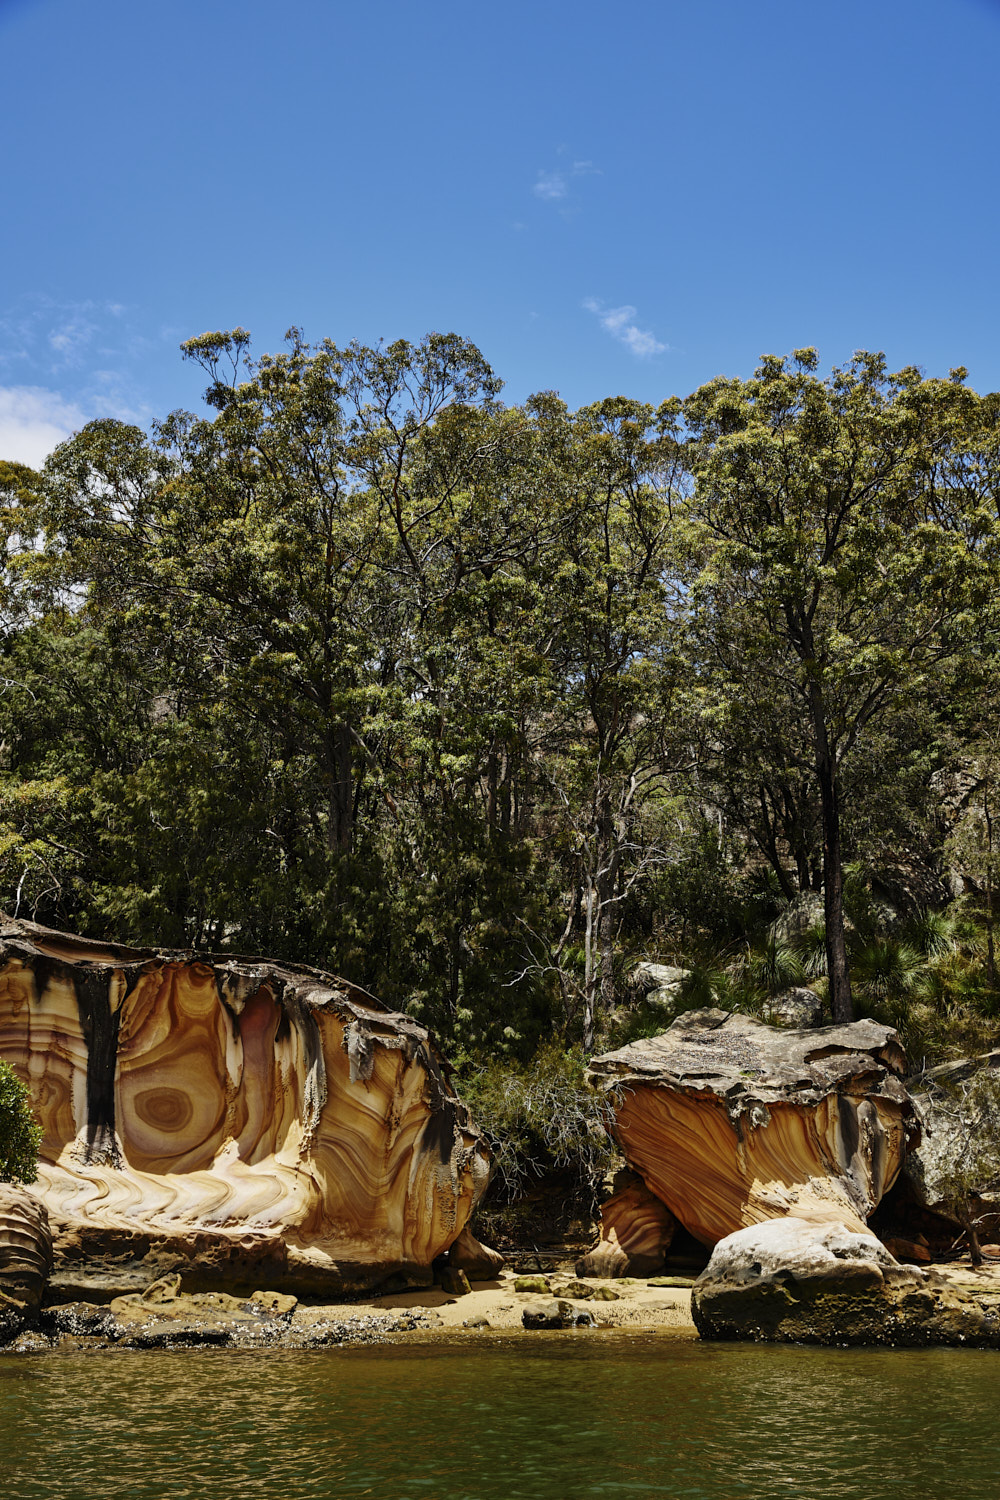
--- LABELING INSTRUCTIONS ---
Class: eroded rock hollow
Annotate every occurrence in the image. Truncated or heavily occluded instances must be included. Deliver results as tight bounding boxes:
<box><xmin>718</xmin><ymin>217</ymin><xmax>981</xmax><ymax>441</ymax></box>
<box><xmin>576</xmin><ymin>1168</ymin><xmax>677</xmax><ymax>1279</ymax></box>
<box><xmin>588</xmin><ymin>1007</ymin><xmax>917</xmax><ymax>1246</ymax></box>
<box><xmin>0</xmin><ymin>917</ymin><xmax>491</xmax><ymax>1293</ymax></box>
<box><xmin>586</xmin><ymin>1008</ymin><xmax>965</xmax><ymax>1344</ymax></box>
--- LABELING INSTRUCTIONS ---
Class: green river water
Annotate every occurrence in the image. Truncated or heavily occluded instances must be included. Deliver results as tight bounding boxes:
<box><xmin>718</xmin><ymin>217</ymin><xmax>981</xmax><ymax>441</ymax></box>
<box><xmin>2</xmin><ymin>1333</ymin><xmax>998</xmax><ymax>1500</ymax></box>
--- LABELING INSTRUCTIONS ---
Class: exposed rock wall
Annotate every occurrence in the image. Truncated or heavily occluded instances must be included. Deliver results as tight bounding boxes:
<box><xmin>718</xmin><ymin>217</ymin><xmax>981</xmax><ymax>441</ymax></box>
<box><xmin>904</xmin><ymin>1052</ymin><xmax>1000</xmax><ymax>1226</ymax></box>
<box><xmin>589</xmin><ymin>1008</ymin><xmax>916</xmax><ymax>1247</ymax></box>
<box><xmin>576</xmin><ymin>1168</ymin><xmax>677</xmax><ymax>1278</ymax></box>
<box><xmin>691</xmin><ymin>1217</ymin><xmax>1000</xmax><ymax>1347</ymax></box>
<box><xmin>0</xmin><ymin>917</ymin><xmax>490</xmax><ymax>1292</ymax></box>
<box><xmin>0</xmin><ymin>1185</ymin><xmax>52</xmax><ymax>1311</ymax></box>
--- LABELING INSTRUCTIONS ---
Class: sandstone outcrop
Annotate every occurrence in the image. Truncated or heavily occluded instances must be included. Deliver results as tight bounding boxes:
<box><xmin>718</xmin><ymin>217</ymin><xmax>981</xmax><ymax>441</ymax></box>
<box><xmin>0</xmin><ymin>1184</ymin><xmax>53</xmax><ymax>1341</ymax></box>
<box><xmin>589</xmin><ymin>1008</ymin><xmax>916</xmax><ymax>1248</ymax></box>
<box><xmin>584</xmin><ymin>1008</ymin><xmax>975</xmax><ymax>1342</ymax></box>
<box><xmin>0</xmin><ymin>916</ymin><xmax>491</xmax><ymax>1293</ymax></box>
<box><xmin>692</xmin><ymin>1217</ymin><xmax>1000</xmax><ymax>1347</ymax></box>
<box><xmin>903</xmin><ymin>1053</ymin><xmax>1000</xmax><ymax>1231</ymax></box>
<box><xmin>628</xmin><ymin>962</ymin><xmax>690</xmax><ymax>1021</ymax></box>
<box><xmin>576</xmin><ymin>1168</ymin><xmax>677</xmax><ymax>1278</ymax></box>
<box><xmin>766</xmin><ymin>988</ymin><xmax>824</xmax><ymax>1029</ymax></box>
<box><xmin>447</xmin><ymin>1223</ymin><xmax>505</xmax><ymax>1280</ymax></box>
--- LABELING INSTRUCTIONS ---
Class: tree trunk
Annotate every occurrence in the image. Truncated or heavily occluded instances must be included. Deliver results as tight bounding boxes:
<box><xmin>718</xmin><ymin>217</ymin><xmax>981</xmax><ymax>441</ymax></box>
<box><xmin>325</xmin><ymin>721</ymin><xmax>355</xmax><ymax>851</ymax></box>
<box><xmin>958</xmin><ymin>1200</ymin><xmax>984</xmax><ymax>1267</ymax></box>
<box><xmin>809</xmin><ymin>695</ymin><xmax>853</xmax><ymax>1023</ymax></box>
<box><xmin>598</xmin><ymin>876</ymin><xmax>616</xmax><ymax>1022</ymax></box>
<box><xmin>985</xmin><ymin>770</ymin><xmax>996</xmax><ymax>989</ymax></box>
<box><xmin>486</xmin><ymin>742</ymin><xmax>498</xmax><ymax>831</ymax></box>
<box><xmin>448</xmin><ymin>926</ymin><xmax>461</xmax><ymax>1018</ymax></box>
<box><xmin>582</xmin><ymin>881</ymin><xmax>597</xmax><ymax>1054</ymax></box>
<box><xmin>596</xmin><ymin>790</ymin><xmax>619</xmax><ymax>1029</ymax></box>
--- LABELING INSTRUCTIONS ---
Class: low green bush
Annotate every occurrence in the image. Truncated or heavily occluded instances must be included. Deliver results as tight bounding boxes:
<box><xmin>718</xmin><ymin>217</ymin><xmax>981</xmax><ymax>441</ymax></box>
<box><xmin>457</xmin><ymin>1045</ymin><xmax>616</xmax><ymax>1243</ymax></box>
<box><xmin>0</xmin><ymin>1062</ymin><xmax>42</xmax><ymax>1184</ymax></box>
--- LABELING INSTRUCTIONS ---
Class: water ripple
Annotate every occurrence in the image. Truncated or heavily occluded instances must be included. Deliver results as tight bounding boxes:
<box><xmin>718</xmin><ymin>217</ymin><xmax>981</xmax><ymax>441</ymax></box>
<box><xmin>3</xmin><ymin>1338</ymin><xmax>999</xmax><ymax>1500</ymax></box>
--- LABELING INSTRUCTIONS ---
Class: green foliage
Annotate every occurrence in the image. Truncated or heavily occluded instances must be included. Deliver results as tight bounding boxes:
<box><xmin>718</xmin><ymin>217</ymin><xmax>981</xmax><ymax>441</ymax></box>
<box><xmin>457</xmin><ymin>1046</ymin><xmax>615</xmax><ymax>1216</ymax></box>
<box><xmin>0</xmin><ymin>1063</ymin><xmax>41</xmax><ymax>1184</ymax></box>
<box><xmin>0</xmin><ymin>332</ymin><xmax>998</xmax><ymax>1073</ymax></box>
<box><xmin>682</xmin><ymin>351</ymin><xmax>999</xmax><ymax>1020</ymax></box>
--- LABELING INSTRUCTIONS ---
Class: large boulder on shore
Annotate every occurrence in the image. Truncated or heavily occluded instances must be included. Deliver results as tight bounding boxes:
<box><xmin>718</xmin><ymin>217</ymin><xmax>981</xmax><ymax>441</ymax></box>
<box><xmin>0</xmin><ymin>916</ymin><xmax>491</xmax><ymax>1294</ymax></box>
<box><xmin>589</xmin><ymin>1008</ymin><xmax>917</xmax><ymax>1247</ymax></box>
<box><xmin>692</xmin><ymin>1216</ymin><xmax>1000</xmax><ymax>1347</ymax></box>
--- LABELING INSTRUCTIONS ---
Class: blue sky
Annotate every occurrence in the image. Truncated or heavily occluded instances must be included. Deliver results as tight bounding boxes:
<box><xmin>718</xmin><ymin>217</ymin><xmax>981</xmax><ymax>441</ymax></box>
<box><xmin>1</xmin><ymin>0</ymin><xmax>999</xmax><ymax>463</ymax></box>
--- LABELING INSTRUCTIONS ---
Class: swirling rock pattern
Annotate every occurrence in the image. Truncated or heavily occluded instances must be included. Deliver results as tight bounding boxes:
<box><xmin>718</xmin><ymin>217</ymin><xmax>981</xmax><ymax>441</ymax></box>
<box><xmin>0</xmin><ymin>1185</ymin><xmax>53</xmax><ymax>1313</ymax></box>
<box><xmin>589</xmin><ymin>1007</ymin><xmax>917</xmax><ymax>1247</ymax></box>
<box><xmin>0</xmin><ymin>917</ymin><xmax>490</xmax><ymax>1293</ymax></box>
<box><xmin>576</xmin><ymin>1169</ymin><xmax>677</xmax><ymax>1278</ymax></box>
<box><xmin>447</xmin><ymin>1223</ymin><xmax>505</xmax><ymax>1279</ymax></box>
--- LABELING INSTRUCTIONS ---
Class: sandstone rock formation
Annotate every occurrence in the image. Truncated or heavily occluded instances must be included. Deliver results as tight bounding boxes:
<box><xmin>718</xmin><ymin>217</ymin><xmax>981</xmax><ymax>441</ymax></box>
<box><xmin>904</xmin><ymin>1053</ymin><xmax>1000</xmax><ymax>1229</ymax></box>
<box><xmin>692</xmin><ymin>1217</ymin><xmax>1000</xmax><ymax>1347</ymax></box>
<box><xmin>584</xmin><ymin>1008</ymin><xmax>973</xmax><ymax>1342</ymax></box>
<box><xmin>628</xmin><ymin>962</ymin><xmax>690</xmax><ymax>1021</ymax></box>
<box><xmin>576</xmin><ymin>1168</ymin><xmax>677</xmax><ymax>1278</ymax></box>
<box><xmin>766</xmin><ymin>987</ymin><xmax>824</xmax><ymax>1029</ymax></box>
<box><xmin>589</xmin><ymin>1008</ymin><xmax>916</xmax><ymax>1248</ymax></box>
<box><xmin>0</xmin><ymin>1184</ymin><xmax>53</xmax><ymax>1340</ymax></box>
<box><xmin>447</xmin><ymin>1223</ymin><xmax>505</xmax><ymax>1280</ymax></box>
<box><xmin>0</xmin><ymin>916</ymin><xmax>491</xmax><ymax>1293</ymax></box>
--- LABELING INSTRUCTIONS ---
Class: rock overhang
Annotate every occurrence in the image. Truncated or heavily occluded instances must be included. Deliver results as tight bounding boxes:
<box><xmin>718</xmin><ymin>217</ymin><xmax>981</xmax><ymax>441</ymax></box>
<box><xmin>0</xmin><ymin>915</ymin><xmax>492</xmax><ymax>1294</ymax></box>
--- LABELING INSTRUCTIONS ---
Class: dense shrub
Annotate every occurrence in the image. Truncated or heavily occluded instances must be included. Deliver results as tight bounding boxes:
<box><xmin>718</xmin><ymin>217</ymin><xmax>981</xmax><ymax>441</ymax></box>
<box><xmin>0</xmin><ymin>1063</ymin><xmax>42</xmax><ymax>1184</ymax></box>
<box><xmin>457</xmin><ymin>1046</ymin><xmax>617</xmax><ymax>1243</ymax></box>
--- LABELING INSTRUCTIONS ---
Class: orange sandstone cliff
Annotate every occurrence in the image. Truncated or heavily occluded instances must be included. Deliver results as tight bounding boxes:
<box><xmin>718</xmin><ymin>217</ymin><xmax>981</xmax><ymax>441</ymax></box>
<box><xmin>0</xmin><ymin>916</ymin><xmax>491</xmax><ymax>1293</ymax></box>
<box><xmin>587</xmin><ymin>1006</ymin><xmax>916</xmax><ymax>1248</ymax></box>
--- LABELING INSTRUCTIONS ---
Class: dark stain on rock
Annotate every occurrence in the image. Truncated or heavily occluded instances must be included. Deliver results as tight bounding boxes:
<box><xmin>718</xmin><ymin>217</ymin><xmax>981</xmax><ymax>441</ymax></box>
<box><xmin>837</xmin><ymin>1095</ymin><xmax>859</xmax><ymax>1164</ymax></box>
<box><xmin>74</xmin><ymin>969</ymin><xmax>121</xmax><ymax>1163</ymax></box>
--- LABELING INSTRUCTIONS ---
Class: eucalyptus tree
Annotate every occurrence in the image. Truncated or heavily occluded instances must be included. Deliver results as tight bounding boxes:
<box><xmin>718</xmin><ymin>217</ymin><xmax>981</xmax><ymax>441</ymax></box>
<box><xmin>517</xmin><ymin>393</ymin><xmax>690</xmax><ymax>1050</ymax></box>
<box><xmin>17</xmin><ymin>332</ymin><xmax>509</xmax><ymax>954</ymax></box>
<box><xmin>683</xmin><ymin>350</ymin><xmax>998</xmax><ymax>1022</ymax></box>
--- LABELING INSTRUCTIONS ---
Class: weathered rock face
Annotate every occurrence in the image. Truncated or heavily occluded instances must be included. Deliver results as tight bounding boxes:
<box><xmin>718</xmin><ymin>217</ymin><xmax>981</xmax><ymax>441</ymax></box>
<box><xmin>692</xmin><ymin>1217</ymin><xmax>1000</xmax><ymax>1347</ymax></box>
<box><xmin>0</xmin><ymin>1184</ymin><xmax>53</xmax><ymax>1334</ymax></box>
<box><xmin>576</xmin><ymin>1168</ymin><xmax>677</xmax><ymax>1278</ymax></box>
<box><xmin>903</xmin><ymin>1053</ymin><xmax>1000</xmax><ymax>1225</ymax></box>
<box><xmin>447</xmin><ymin>1223</ymin><xmax>505</xmax><ymax>1280</ymax></box>
<box><xmin>589</xmin><ymin>1008</ymin><xmax>916</xmax><ymax>1247</ymax></box>
<box><xmin>0</xmin><ymin>917</ymin><xmax>490</xmax><ymax>1293</ymax></box>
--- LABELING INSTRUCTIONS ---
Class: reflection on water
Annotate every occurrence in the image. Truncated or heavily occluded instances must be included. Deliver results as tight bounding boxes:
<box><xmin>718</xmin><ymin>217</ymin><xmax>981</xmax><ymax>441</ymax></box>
<box><xmin>3</xmin><ymin>1334</ymin><xmax>1000</xmax><ymax>1500</ymax></box>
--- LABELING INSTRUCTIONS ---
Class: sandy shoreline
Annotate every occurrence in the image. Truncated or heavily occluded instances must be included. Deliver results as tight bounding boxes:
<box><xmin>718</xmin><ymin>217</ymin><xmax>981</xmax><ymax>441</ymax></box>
<box><xmin>356</xmin><ymin>1269</ymin><xmax>698</xmax><ymax>1334</ymax></box>
<box><xmin>7</xmin><ymin>1259</ymin><xmax>1000</xmax><ymax>1355</ymax></box>
<box><xmin>1</xmin><ymin>1268</ymin><xmax>700</xmax><ymax>1354</ymax></box>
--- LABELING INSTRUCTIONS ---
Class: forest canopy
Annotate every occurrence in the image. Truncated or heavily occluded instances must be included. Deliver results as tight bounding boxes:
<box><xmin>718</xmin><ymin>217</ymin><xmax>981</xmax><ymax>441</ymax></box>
<box><xmin>1</xmin><ymin>332</ymin><xmax>998</xmax><ymax>1067</ymax></box>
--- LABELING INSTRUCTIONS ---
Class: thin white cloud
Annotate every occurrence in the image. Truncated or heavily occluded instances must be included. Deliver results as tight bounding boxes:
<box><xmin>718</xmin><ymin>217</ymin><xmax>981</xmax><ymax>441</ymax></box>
<box><xmin>531</xmin><ymin>157</ymin><xmax>603</xmax><ymax>205</ymax></box>
<box><xmin>48</xmin><ymin>315</ymin><xmax>98</xmax><ymax>360</ymax></box>
<box><xmin>0</xmin><ymin>295</ymin><xmax>158</xmax><ymax>446</ymax></box>
<box><xmin>533</xmin><ymin>170</ymin><xmax>568</xmax><ymax>201</ymax></box>
<box><xmin>0</xmin><ymin>386</ymin><xmax>86</xmax><ymax>467</ymax></box>
<box><xmin>583</xmin><ymin>298</ymin><xmax>667</xmax><ymax>358</ymax></box>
